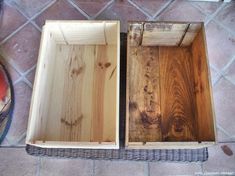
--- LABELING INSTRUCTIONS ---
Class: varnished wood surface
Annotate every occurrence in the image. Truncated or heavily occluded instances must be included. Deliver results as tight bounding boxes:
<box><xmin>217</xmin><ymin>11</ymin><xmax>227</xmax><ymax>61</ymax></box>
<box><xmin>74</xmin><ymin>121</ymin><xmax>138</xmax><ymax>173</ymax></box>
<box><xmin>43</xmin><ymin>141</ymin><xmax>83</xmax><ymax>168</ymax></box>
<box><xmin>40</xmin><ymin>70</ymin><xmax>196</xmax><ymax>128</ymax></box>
<box><xmin>128</xmin><ymin>46</ymin><xmax>161</xmax><ymax>142</ymax></box>
<box><xmin>160</xmin><ymin>47</ymin><xmax>197</xmax><ymax>141</ymax></box>
<box><xmin>191</xmin><ymin>28</ymin><xmax>215</xmax><ymax>141</ymax></box>
<box><xmin>127</xmin><ymin>46</ymin><xmax>197</xmax><ymax>142</ymax></box>
<box><xmin>126</xmin><ymin>22</ymin><xmax>215</xmax><ymax>146</ymax></box>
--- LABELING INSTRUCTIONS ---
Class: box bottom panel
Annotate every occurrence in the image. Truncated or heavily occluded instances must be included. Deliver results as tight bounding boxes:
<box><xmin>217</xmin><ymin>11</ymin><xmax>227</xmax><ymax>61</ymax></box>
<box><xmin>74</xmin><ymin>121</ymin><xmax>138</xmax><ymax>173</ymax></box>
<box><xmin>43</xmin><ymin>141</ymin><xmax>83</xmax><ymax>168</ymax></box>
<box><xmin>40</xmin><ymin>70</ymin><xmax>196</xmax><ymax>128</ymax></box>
<box><xmin>32</xmin><ymin>44</ymin><xmax>118</xmax><ymax>144</ymax></box>
<box><xmin>127</xmin><ymin>46</ymin><xmax>198</xmax><ymax>143</ymax></box>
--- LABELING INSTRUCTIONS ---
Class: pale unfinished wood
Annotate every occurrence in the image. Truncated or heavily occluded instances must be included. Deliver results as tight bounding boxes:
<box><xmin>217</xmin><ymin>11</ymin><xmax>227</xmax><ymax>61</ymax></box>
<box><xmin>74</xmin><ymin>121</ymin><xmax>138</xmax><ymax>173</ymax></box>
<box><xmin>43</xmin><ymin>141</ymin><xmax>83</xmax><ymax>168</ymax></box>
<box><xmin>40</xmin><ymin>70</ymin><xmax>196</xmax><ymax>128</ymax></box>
<box><xmin>128</xmin><ymin>23</ymin><xmax>143</xmax><ymax>46</ymax></box>
<box><xmin>181</xmin><ymin>23</ymin><xmax>202</xmax><ymax>46</ymax></box>
<box><xmin>26</xmin><ymin>21</ymin><xmax>120</xmax><ymax>149</ymax></box>
<box><xmin>142</xmin><ymin>23</ymin><xmax>188</xmax><ymax>46</ymax></box>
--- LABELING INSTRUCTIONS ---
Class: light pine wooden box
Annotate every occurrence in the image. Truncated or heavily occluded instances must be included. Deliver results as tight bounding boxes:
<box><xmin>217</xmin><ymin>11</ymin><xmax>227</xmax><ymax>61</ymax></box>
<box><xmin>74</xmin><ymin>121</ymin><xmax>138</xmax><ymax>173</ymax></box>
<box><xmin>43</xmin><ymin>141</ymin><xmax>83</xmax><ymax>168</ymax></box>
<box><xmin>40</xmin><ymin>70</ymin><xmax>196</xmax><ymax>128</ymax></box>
<box><xmin>26</xmin><ymin>21</ymin><xmax>120</xmax><ymax>149</ymax></box>
<box><xmin>126</xmin><ymin>21</ymin><xmax>216</xmax><ymax>149</ymax></box>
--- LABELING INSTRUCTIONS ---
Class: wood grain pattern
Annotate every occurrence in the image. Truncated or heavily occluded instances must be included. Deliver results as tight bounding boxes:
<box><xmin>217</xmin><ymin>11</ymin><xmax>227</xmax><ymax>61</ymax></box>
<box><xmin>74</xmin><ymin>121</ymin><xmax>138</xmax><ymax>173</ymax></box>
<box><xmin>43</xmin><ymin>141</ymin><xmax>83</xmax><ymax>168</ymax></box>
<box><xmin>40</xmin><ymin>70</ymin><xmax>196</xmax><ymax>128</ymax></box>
<box><xmin>181</xmin><ymin>23</ymin><xmax>202</xmax><ymax>46</ymax></box>
<box><xmin>26</xmin><ymin>21</ymin><xmax>120</xmax><ymax>149</ymax></box>
<box><xmin>128</xmin><ymin>23</ymin><xmax>143</xmax><ymax>46</ymax></box>
<box><xmin>142</xmin><ymin>23</ymin><xmax>188</xmax><ymax>46</ymax></box>
<box><xmin>159</xmin><ymin>47</ymin><xmax>197</xmax><ymax>141</ymax></box>
<box><xmin>44</xmin><ymin>44</ymin><xmax>117</xmax><ymax>143</ymax></box>
<box><xmin>191</xmin><ymin>28</ymin><xmax>215</xmax><ymax>141</ymax></box>
<box><xmin>126</xmin><ymin>22</ymin><xmax>215</xmax><ymax>147</ymax></box>
<box><xmin>128</xmin><ymin>46</ymin><xmax>161</xmax><ymax>142</ymax></box>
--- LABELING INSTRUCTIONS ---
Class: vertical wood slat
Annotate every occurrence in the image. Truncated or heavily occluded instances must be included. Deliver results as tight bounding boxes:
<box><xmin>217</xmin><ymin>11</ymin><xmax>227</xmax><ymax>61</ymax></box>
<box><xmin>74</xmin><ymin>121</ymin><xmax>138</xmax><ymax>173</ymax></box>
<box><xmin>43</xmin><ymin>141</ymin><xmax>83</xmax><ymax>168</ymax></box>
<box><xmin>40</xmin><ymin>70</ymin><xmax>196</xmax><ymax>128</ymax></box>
<box><xmin>159</xmin><ymin>47</ymin><xmax>197</xmax><ymax>141</ymax></box>
<box><xmin>128</xmin><ymin>46</ymin><xmax>161</xmax><ymax>142</ymax></box>
<box><xmin>191</xmin><ymin>28</ymin><xmax>215</xmax><ymax>141</ymax></box>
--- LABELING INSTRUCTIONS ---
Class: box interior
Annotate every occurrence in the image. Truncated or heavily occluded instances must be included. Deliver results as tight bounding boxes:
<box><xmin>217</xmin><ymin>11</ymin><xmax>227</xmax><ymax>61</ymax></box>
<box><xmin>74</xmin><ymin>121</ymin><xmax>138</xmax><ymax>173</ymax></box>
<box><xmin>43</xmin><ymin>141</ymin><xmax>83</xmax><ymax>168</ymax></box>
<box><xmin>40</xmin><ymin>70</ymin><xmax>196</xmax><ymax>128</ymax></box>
<box><xmin>127</xmin><ymin>22</ymin><xmax>215</xmax><ymax>147</ymax></box>
<box><xmin>26</xmin><ymin>21</ymin><xmax>119</xmax><ymax>148</ymax></box>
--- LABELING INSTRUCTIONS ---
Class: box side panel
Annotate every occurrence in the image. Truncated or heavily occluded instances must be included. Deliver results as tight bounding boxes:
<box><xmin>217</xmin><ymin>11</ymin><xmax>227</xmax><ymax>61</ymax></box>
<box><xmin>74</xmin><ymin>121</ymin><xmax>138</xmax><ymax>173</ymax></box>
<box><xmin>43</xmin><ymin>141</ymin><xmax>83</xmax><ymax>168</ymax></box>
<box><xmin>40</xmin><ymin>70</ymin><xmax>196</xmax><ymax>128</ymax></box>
<box><xmin>26</xmin><ymin>26</ymin><xmax>58</xmax><ymax>143</ymax></box>
<box><xmin>191</xmin><ymin>26</ymin><xmax>216</xmax><ymax>142</ymax></box>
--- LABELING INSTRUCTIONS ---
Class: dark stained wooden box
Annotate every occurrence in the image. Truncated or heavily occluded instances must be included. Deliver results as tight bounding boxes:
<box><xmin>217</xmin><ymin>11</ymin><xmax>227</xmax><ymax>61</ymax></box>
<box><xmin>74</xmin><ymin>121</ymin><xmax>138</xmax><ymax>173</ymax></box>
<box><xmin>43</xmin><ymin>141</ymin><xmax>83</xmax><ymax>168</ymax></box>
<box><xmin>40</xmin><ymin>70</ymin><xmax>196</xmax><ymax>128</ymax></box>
<box><xmin>126</xmin><ymin>22</ymin><xmax>216</xmax><ymax>149</ymax></box>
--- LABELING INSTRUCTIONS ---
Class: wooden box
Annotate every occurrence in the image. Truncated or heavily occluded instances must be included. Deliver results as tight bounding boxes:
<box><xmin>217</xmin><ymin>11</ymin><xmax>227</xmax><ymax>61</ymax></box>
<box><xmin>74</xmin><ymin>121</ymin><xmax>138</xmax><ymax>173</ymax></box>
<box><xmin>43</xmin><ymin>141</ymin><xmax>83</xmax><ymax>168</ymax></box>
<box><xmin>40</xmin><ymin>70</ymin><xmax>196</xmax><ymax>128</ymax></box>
<box><xmin>126</xmin><ymin>22</ymin><xmax>216</xmax><ymax>149</ymax></box>
<box><xmin>26</xmin><ymin>21</ymin><xmax>120</xmax><ymax>149</ymax></box>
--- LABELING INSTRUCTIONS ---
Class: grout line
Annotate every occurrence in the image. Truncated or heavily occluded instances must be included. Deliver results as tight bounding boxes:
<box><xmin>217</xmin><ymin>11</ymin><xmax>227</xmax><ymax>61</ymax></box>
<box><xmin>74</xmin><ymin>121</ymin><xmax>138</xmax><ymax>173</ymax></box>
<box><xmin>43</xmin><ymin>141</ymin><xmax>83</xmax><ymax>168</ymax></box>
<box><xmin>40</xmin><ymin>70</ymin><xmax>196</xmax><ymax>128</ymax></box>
<box><xmin>189</xmin><ymin>2</ymin><xmax>208</xmax><ymax>16</ymax></box>
<box><xmin>0</xmin><ymin>0</ymin><xmax>56</xmax><ymax>44</ymax></box>
<box><xmin>26</xmin><ymin>0</ymin><xmax>57</xmax><ymax>21</ymax></box>
<box><xmin>92</xmin><ymin>160</ymin><xmax>95</xmax><ymax>176</ymax></box>
<box><xmin>209</xmin><ymin>65</ymin><xmax>222</xmax><ymax>85</ymax></box>
<box><xmin>23</xmin><ymin>77</ymin><xmax>33</xmax><ymax>88</ymax></box>
<box><xmin>92</xmin><ymin>0</ymin><xmax>115</xmax><ymax>20</ymax></box>
<box><xmin>6</xmin><ymin>132</ymin><xmax>26</xmax><ymax>147</ymax></box>
<box><xmin>221</xmin><ymin>55</ymin><xmax>235</xmax><ymax>74</ymax></box>
<box><xmin>218</xmin><ymin>141</ymin><xmax>235</xmax><ymax>144</ymax></box>
<box><xmin>0</xmin><ymin>146</ymin><xmax>25</xmax><ymax>148</ymax></box>
<box><xmin>13</xmin><ymin>77</ymin><xmax>23</xmax><ymax>85</ymax></box>
<box><xmin>147</xmin><ymin>162</ymin><xmax>150</xmax><ymax>176</ymax></box>
<box><xmin>200</xmin><ymin>161</ymin><xmax>204</xmax><ymax>175</ymax></box>
<box><xmin>5</xmin><ymin>0</ymin><xmax>52</xmax><ymax>21</ymax></box>
<box><xmin>30</xmin><ymin>21</ymin><xmax>42</xmax><ymax>32</ymax></box>
<box><xmin>217</xmin><ymin>125</ymin><xmax>233</xmax><ymax>138</ymax></box>
<box><xmin>24</xmin><ymin>64</ymin><xmax>37</xmax><ymax>75</ymax></box>
<box><xmin>152</xmin><ymin>0</ymin><xmax>175</xmax><ymax>20</ymax></box>
<box><xmin>224</xmin><ymin>76</ymin><xmax>235</xmax><ymax>87</ymax></box>
<box><xmin>15</xmin><ymin>0</ymin><xmax>56</xmax><ymax>21</ymax></box>
<box><xmin>37</xmin><ymin>157</ymin><xmax>41</xmax><ymax>176</ymax></box>
<box><xmin>0</xmin><ymin>137</ymin><xmax>10</xmax><ymax>146</ymax></box>
<box><xmin>154</xmin><ymin>0</ymin><xmax>177</xmax><ymax>21</ymax></box>
<box><xmin>0</xmin><ymin>21</ymin><xmax>30</xmax><ymax>44</ymax></box>
<box><xmin>204</xmin><ymin>2</ymin><xmax>227</xmax><ymax>26</ymax></box>
<box><xmin>127</xmin><ymin>0</ymin><xmax>151</xmax><ymax>19</ymax></box>
<box><xmin>128</xmin><ymin>0</ymin><xmax>153</xmax><ymax>18</ymax></box>
<box><xmin>212</xmin><ymin>18</ymin><xmax>235</xmax><ymax>38</ymax></box>
<box><xmin>212</xmin><ymin>74</ymin><xmax>222</xmax><ymax>87</ymax></box>
<box><xmin>68</xmin><ymin>0</ymin><xmax>90</xmax><ymax>19</ymax></box>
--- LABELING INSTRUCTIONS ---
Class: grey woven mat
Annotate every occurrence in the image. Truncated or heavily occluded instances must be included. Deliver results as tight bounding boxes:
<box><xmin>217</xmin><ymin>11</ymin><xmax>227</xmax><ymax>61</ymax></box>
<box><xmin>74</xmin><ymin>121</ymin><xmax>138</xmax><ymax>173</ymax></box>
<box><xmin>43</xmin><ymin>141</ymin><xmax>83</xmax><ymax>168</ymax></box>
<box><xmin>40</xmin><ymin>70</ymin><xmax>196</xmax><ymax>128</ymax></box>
<box><xmin>25</xmin><ymin>33</ymin><xmax>208</xmax><ymax>162</ymax></box>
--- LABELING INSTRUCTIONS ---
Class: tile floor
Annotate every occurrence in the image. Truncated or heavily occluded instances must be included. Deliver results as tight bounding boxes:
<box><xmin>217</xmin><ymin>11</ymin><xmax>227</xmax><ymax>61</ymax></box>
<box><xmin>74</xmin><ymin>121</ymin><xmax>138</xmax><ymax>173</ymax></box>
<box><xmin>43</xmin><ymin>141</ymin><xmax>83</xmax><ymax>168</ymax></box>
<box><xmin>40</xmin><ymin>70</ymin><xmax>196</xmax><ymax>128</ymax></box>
<box><xmin>0</xmin><ymin>0</ymin><xmax>234</xmax><ymax>175</ymax></box>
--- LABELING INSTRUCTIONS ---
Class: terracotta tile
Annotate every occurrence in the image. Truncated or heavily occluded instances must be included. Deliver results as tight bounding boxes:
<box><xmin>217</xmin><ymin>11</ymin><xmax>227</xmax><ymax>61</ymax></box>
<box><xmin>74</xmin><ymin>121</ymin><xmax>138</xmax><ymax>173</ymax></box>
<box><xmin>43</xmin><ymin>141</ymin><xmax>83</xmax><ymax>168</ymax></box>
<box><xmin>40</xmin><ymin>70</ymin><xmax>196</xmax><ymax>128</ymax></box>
<box><xmin>1</xmin><ymin>24</ymin><xmax>40</xmax><ymax>73</ymax></box>
<box><xmin>96</xmin><ymin>1</ymin><xmax>147</xmax><ymax>32</ymax></box>
<box><xmin>0</xmin><ymin>148</ymin><xmax>37</xmax><ymax>176</ymax></box>
<box><xmin>205</xmin><ymin>21</ymin><xmax>235</xmax><ymax>71</ymax></box>
<box><xmin>34</xmin><ymin>0</ymin><xmax>87</xmax><ymax>28</ymax></box>
<box><xmin>0</xmin><ymin>3</ymin><xmax>27</xmax><ymax>41</ymax></box>
<box><xmin>149</xmin><ymin>162</ymin><xmax>201</xmax><ymax>175</ymax></box>
<box><xmin>26</xmin><ymin>67</ymin><xmax>36</xmax><ymax>84</ymax></box>
<box><xmin>130</xmin><ymin>0</ymin><xmax>171</xmax><ymax>16</ymax></box>
<box><xmin>0</xmin><ymin>55</ymin><xmax>20</xmax><ymax>82</ymax></box>
<box><xmin>71</xmin><ymin>0</ymin><xmax>111</xmax><ymax>17</ymax></box>
<box><xmin>8</xmin><ymin>0</ymin><xmax>53</xmax><ymax>18</ymax></box>
<box><xmin>95</xmin><ymin>160</ymin><xmax>147</xmax><ymax>176</ymax></box>
<box><xmin>203</xmin><ymin>143</ymin><xmax>235</xmax><ymax>172</ymax></box>
<box><xmin>6</xmin><ymin>81</ymin><xmax>32</xmax><ymax>143</ymax></box>
<box><xmin>224</xmin><ymin>59</ymin><xmax>235</xmax><ymax>84</ymax></box>
<box><xmin>158</xmin><ymin>0</ymin><xmax>206</xmax><ymax>22</ymax></box>
<box><xmin>216</xmin><ymin>2</ymin><xmax>235</xmax><ymax>33</ymax></box>
<box><xmin>40</xmin><ymin>158</ymin><xmax>93</xmax><ymax>176</ymax></box>
<box><xmin>192</xmin><ymin>1</ymin><xmax>222</xmax><ymax>15</ymax></box>
<box><xmin>213</xmin><ymin>78</ymin><xmax>235</xmax><ymax>136</ymax></box>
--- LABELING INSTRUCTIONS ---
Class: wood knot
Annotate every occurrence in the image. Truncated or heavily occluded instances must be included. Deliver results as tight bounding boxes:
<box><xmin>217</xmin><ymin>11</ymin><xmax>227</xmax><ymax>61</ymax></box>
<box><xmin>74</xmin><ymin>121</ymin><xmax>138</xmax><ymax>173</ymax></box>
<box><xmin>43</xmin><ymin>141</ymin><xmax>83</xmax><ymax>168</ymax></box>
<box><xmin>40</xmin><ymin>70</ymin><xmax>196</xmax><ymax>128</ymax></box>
<box><xmin>98</xmin><ymin>62</ymin><xmax>111</xmax><ymax>69</ymax></box>
<box><xmin>71</xmin><ymin>67</ymin><xmax>83</xmax><ymax>77</ymax></box>
<box><xmin>61</xmin><ymin>115</ymin><xmax>83</xmax><ymax>127</ymax></box>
